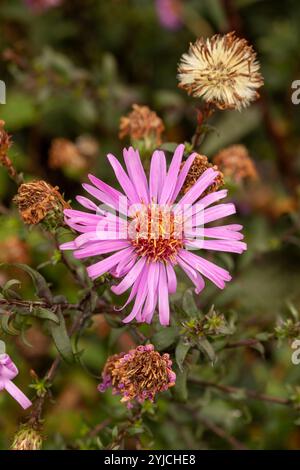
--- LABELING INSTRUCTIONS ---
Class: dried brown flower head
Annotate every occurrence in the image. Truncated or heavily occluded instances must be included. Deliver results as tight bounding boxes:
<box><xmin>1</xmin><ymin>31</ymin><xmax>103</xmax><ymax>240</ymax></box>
<box><xmin>11</xmin><ymin>424</ymin><xmax>43</xmax><ymax>451</ymax></box>
<box><xmin>181</xmin><ymin>154</ymin><xmax>224</xmax><ymax>195</ymax></box>
<box><xmin>0</xmin><ymin>236</ymin><xmax>30</xmax><ymax>264</ymax></box>
<box><xmin>98</xmin><ymin>344</ymin><xmax>176</xmax><ymax>407</ymax></box>
<box><xmin>48</xmin><ymin>138</ymin><xmax>87</xmax><ymax>172</ymax></box>
<box><xmin>119</xmin><ymin>104</ymin><xmax>165</xmax><ymax>146</ymax></box>
<box><xmin>213</xmin><ymin>145</ymin><xmax>258</xmax><ymax>183</ymax></box>
<box><xmin>0</xmin><ymin>120</ymin><xmax>18</xmax><ymax>181</ymax></box>
<box><xmin>178</xmin><ymin>32</ymin><xmax>263</xmax><ymax>110</ymax></box>
<box><xmin>14</xmin><ymin>180</ymin><xmax>70</xmax><ymax>225</ymax></box>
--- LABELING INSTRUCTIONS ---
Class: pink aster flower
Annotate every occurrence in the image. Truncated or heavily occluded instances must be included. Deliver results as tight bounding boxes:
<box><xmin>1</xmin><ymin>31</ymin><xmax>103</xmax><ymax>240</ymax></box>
<box><xmin>0</xmin><ymin>354</ymin><xmax>32</xmax><ymax>409</ymax></box>
<box><xmin>60</xmin><ymin>145</ymin><xmax>246</xmax><ymax>325</ymax></box>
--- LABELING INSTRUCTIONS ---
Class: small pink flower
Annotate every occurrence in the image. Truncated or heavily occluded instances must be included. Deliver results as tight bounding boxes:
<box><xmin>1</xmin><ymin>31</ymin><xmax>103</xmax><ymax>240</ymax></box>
<box><xmin>155</xmin><ymin>0</ymin><xmax>183</xmax><ymax>31</ymax></box>
<box><xmin>0</xmin><ymin>354</ymin><xmax>32</xmax><ymax>409</ymax></box>
<box><xmin>61</xmin><ymin>145</ymin><xmax>246</xmax><ymax>326</ymax></box>
<box><xmin>24</xmin><ymin>0</ymin><xmax>62</xmax><ymax>13</ymax></box>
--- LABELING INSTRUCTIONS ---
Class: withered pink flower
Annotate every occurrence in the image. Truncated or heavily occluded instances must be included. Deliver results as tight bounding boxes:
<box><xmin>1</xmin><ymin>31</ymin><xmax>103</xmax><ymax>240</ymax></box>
<box><xmin>98</xmin><ymin>344</ymin><xmax>176</xmax><ymax>406</ymax></box>
<box><xmin>61</xmin><ymin>145</ymin><xmax>246</xmax><ymax>325</ymax></box>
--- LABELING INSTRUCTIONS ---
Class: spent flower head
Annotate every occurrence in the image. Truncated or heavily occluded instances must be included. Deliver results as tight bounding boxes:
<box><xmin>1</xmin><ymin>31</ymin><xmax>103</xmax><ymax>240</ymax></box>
<box><xmin>98</xmin><ymin>344</ymin><xmax>176</xmax><ymax>407</ymax></box>
<box><xmin>213</xmin><ymin>145</ymin><xmax>258</xmax><ymax>184</ymax></box>
<box><xmin>11</xmin><ymin>424</ymin><xmax>43</xmax><ymax>451</ymax></box>
<box><xmin>119</xmin><ymin>104</ymin><xmax>165</xmax><ymax>149</ymax></box>
<box><xmin>14</xmin><ymin>180</ymin><xmax>70</xmax><ymax>227</ymax></box>
<box><xmin>48</xmin><ymin>138</ymin><xmax>88</xmax><ymax>174</ymax></box>
<box><xmin>178</xmin><ymin>32</ymin><xmax>263</xmax><ymax>111</ymax></box>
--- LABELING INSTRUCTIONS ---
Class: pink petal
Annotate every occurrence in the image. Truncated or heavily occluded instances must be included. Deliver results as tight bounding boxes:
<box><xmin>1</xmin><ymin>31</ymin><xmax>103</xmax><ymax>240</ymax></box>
<box><xmin>141</xmin><ymin>262</ymin><xmax>159</xmax><ymax>322</ymax></box>
<box><xmin>166</xmin><ymin>263</ymin><xmax>177</xmax><ymax>293</ymax></box>
<box><xmin>203</xmin><ymin>226</ymin><xmax>244</xmax><ymax>241</ymax></box>
<box><xmin>149</xmin><ymin>150</ymin><xmax>167</xmax><ymax>202</ymax></box>
<box><xmin>186</xmin><ymin>239</ymin><xmax>247</xmax><ymax>254</ymax></box>
<box><xmin>111</xmin><ymin>257</ymin><xmax>147</xmax><ymax>295</ymax></box>
<box><xmin>177</xmin><ymin>168</ymin><xmax>219</xmax><ymax>207</ymax></box>
<box><xmin>177</xmin><ymin>256</ymin><xmax>205</xmax><ymax>294</ymax></box>
<box><xmin>112</xmin><ymin>251</ymin><xmax>137</xmax><ymax>278</ymax></box>
<box><xmin>82</xmin><ymin>183</ymin><xmax>122</xmax><ymax>212</ymax></box>
<box><xmin>159</xmin><ymin>144</ymin><xmax>184</xmax><ymax>204</ymax></box>
<box><xmin>179</xmin><ymin>249</ymin><xmax>231</xmax><ymax>289</ymax></box>
<box><xmin>122</xmin><ymin>266</ymin><xmax>149</xmax><ymax>323</ymax></box>
<box><xmin>87</xmin><ymin>247</ymin><xmax>133</xmax><ymax>279</ymax></box>
<box><xmin>203</xmin><ymin>203</ymin><xmax>236</xmax><ymax>224</ymax></box>
<box><xmin>88</xmin><ymin>173</ymin><xmax>126</xmax><ymax>202</ymax></box>
<box><xmin>158</xmin><ymin>263</ymin><xmax>170</xmax><ymax>326</ymax></box>
<box><xmin>60</xmin><ymin>241</ymin><xmax>76</xmax><ymax>250</ymax></box>
<box><xmin>107</xmin><ymin>153</ymin><xmax>139</xmax><ymax>203</ymax></box>
<box><xmin>74</xmin><ymin>240</ymin><xmax>131</xmax><ymax>259</ymax></box>
<box><xmin>171</xmin><ymin>152</ymin><xmax>197</xmax><ymax>202</ymax></box>
<box><xmin>123</xmin><ymin>147</ymin><xmax>149</xmax><ymax>203</ymax></box>
<box><xmin>76</xmin><ymin>195</ymin><xmax>99</xmax><ymax>212</ymax></box>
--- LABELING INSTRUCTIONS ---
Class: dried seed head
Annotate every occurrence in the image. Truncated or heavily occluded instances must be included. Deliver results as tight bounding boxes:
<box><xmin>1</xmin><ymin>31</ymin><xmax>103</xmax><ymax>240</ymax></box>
<box><xmin>213</xmin><ymin>145</ymin><xmax>258</xmax><ymax>183</ymax></box>
<box><xmin>14</xmin><ymin>180</ymin><xmax>70</xmax><ymax>226</ymax></box>
<box><xmin>98</xmin><ymin>344</ymin><xmax>176</xmax><ymax>407</ymax></box>
<box><xmin>119</xmin><ymin>104</ymin><xmax>165</xmax><ymax>146</ymax></box>
<box><xmin>181</xmin><ymin>154</ymin><xmax>224</xmax><ymax>195</ymax></box>
<box><xmin>48</xmin><ymin>138</ymin><xmax>87</xmax><ymax>172</ymax></box>
<box><xmin>178</xmin><ymin>32</ymin><xmax>263</xmax><ymax>110</ymax></box>
<box><xmin>11</xmin><ymin>424</ymin><xmax>43</xmax><ymax>451</ymax></box>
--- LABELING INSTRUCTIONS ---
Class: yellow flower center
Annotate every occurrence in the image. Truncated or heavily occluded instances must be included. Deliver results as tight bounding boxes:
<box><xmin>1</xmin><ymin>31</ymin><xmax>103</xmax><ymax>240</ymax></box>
<box><xmin>129</xmin><ymin>204</ymin><xmax>184</xmax><ymax>262</ymax></box>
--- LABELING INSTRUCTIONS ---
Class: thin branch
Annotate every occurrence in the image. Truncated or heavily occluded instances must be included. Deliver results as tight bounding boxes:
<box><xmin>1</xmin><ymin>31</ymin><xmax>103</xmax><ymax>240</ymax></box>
<box><xmin>197</xmin><ymin>414</ymin><xmax>248</xmax><ymax>450</ymax></box>
<box><xmin>0</xmin><ymin>297</ymin><xmax>79</xmax><ymax>311</ymax></box>
<box><xmin>224</xmin><ymin>338</ymin><xmax>266</xmax><ymax>349</ymax></box>
<box><xmin>190</xmin><ymin>378</ymin><xmax>292</xmax><ymax>406</ymax></box>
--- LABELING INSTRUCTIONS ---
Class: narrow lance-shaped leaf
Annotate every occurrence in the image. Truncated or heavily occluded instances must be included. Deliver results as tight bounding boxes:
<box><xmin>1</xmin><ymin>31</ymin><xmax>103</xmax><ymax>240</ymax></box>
<box><xmin>47</xmin><ymin>308</ymin><xmax>74</xmax><ymax>363</ymax></box>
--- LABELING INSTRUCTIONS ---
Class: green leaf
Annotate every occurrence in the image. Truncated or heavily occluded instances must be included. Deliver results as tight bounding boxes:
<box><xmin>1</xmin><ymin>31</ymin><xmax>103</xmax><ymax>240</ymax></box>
<box><xmin>0</xmin><ymin>340</ymin><xmax>6</xmax><ymax>354</ymax></box>
<box><xmin>2</xmin><ymin>279</ymin><xmax>22</xmax><ymax>300</ymax></box>
<box><xmin>173</xmin><ymin>368</ymin><xmax>188</xmax><ymax>402</ymax></box>
<box><xmin>159</xmin><ymin>142</ymin><xmax>179</xmax><ymax>153</ymax></box>
<box><xmin>197</xmin><ymin>337</ymin><xmax>216</xmax><ymax>364</ymax></box>
<box><xmin>3</xmin><ymin>264</ymin><xmax>53</xmax><ymax>303</ymax></box>
<box><xmin>182</xmin><ymin>289</ymin><xmax>200</xmax><ymax>317</ymax></box>
<box><xmin>0</xmin><ymin>92</ymin><xmax>37</xmax><ymax>130</ymax></box>
<box><xmin>152</xmin><ymin>326</ymin><xmax>178</xmax><ymax>351</ymax></box>
<box><xmin>47</xmin><ymin>309</ymin><xmax>73</xmax><ymax>363</ymax></box>
<box><xmin>175</xmin><ymin>339</ymin><xmax>191</xmax><ymax>371</ymax></box>
<box><xmin>34</xmin><ymin>307</ymin><xmax>60</xmax><ymax>324</ymax></box>
<box><xmin>201</xmin><ymin>106</ymin><xmax>262</xmax><ymax>155</ymax></box>
<box><xmin>0</xmin><ymin>312</ymin><xmax>19</xmax><ymax>335</ymax></box>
